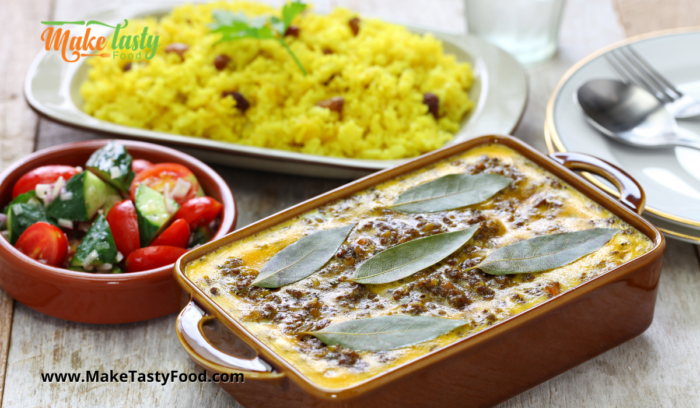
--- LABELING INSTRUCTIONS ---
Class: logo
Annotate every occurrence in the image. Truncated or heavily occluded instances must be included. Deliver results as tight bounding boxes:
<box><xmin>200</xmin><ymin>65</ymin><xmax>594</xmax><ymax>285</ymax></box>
<box><xmin>40</xmin><ymin>20</ymin><xmax>159</xmax><ymax>62</ymax></box>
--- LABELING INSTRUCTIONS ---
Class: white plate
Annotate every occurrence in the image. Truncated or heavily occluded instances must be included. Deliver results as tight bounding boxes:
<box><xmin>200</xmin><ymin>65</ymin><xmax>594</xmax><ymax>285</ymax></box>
<box><xmin>25</xmin><ymin>1</ymin><xmax>526</xmax><ymax>179</ymax></box>
<box><xmin>546</xmin><ymin>28</ymin><xmax>700</xmax><ymax>244</ymax></box>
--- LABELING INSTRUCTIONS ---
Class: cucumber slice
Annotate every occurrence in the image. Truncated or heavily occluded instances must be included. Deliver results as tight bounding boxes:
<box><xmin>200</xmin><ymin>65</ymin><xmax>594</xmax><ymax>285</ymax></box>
<box><xmin>84</xmin><ymin>171</ymin><xmax>119</xmax><ymax>218</ymax></box>
<box><xmin>86</xmin><ymin>141</ymin><xmax>135</xmax><ymax>193</ymax></box>
<box><xmin>70</xmin><ymin>214</ymin><xmax>118</xmax><ymax>270</ymax></box>
<box><xmin>103</xmin><ymin>193</ymin><xmax>123</xmax><ymax>215</ymax></box>
<box><xmin>47</xmin><ymin>172</ymin><xmax>86</xmax><ymax>221</ymax></box>
<box><xmin>2</xmin><ymin>190</ymin><xmax>40</xmax><ymax>214</ymax></box>
<box><xmin>135</xmin><ymin>184</ymin><xmax>179</xmax><ymax>246</ymax></box>
<box><xmin>6</xmin><ymin>203</ymin><xmax>57</xmax><ymax>244</ymax></box>
<box><xmin>47</xmin><ymin>171</ymin><xmax>119</xmax><ymax>221</ymax></box>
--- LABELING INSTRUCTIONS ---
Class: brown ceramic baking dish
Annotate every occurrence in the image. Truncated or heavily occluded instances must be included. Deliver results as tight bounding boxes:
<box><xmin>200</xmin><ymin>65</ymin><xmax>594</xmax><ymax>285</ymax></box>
<box><xmin>174</xmin><ymin>135</ymin><xmax>664</xmax><ymax>408</ymax></box>
<box><xmin>0</xmin><ymin>139</ymin><xmax>236</xmax><ymax>324</ymax></box>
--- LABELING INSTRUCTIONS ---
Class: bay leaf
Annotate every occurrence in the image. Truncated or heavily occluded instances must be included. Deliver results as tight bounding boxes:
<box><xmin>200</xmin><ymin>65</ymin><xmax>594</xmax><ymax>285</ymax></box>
<box><xmin>473</xmin><ymin>228</ymin><xmax>618</xmax><ymax>275</ymax></box>
<box><xmin>351</xmin><ymin>225</ymin><xmax>479</xmax><ymax>284</ymax></box>
<box><xmin>252</xmin><ymin>224</ymin><xmax>355</xmax><ymax>288</ymax></box>
<box><xmin>390</xmin><ymin>173</ymin><xmax>513</xmax><ymax>213</ymax></box>
<box><xmin>309</xmin><ymin>315</ymin><xmax>468</xmax><ymax>351</ymax></box>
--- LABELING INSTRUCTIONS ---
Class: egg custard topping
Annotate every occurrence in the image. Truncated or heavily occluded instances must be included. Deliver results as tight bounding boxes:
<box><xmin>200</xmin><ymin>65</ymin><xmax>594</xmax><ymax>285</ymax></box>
<box><xmin>186</xmin><ymin>144</ymin><xmax>652</xmax><ymax>389</ymax></box>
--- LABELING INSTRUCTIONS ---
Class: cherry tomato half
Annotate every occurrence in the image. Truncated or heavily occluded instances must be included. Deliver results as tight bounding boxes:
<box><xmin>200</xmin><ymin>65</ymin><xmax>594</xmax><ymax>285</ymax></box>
<box><xmin>129</xmin><ymin>163</ymin><xmax>199</xmax><ymax>205</ymax></box>
<box><xmin>151</xmin><ymin>218</ymin><xmax>190</xmax><ymax>248</ymax></box>
<box><xmin>132</xmin><ymin>159</ymin><xmax>153</xmax><ymax>174</ymax></box>
<box><xmin>175</xmin><ymin>197</ymin><xmax>223</xmax><ymax>229</ymax></box>
<box><xmin>125</xmin><ymin>246</ymin><xmax>188</xmax><ymax>272</ymax></box>
<box><xmin>12</xmin><ymin>165</ymin><xmax>80</xmax><ymax>198</ymax></box>
<box><xmin>106</xmin><ymin>200</ymin><xmax>140</xmax><ymax>258</ymax></box>
<box><xmin>15</xmin><ymin>222</ymin><xmax>69</xmax><ymax>267</ymax></box>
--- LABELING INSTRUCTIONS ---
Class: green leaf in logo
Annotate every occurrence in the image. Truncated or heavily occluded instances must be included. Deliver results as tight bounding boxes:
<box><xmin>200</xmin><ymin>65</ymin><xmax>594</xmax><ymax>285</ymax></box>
<box><xmin>309</xmin><ymin>315</ymin><xmax>468</xmax><ymax>351</ymax></box>
<box><xmin>351</xmin><ymin>225</ymin><xmax>479</xmax><ymax>285</ymax></box>
<box><xmin>252</xmin><ymin>224</ymin><xmax>355</xmax><ymax>288</ymax></box>
<box><xmin>472</xmin><ymin>228</ymin><xmax>618</xmax><ymax>275</ymax></box>
<box><xmin>390</xmin><ymin>173</ymin><xmax>513</xmax><ymax>213</ymax></box>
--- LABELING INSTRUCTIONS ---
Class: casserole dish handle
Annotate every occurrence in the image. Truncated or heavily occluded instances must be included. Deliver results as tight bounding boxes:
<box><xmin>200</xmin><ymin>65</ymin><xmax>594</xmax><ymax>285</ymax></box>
<box><xmin>549</xmin><ymin>152</ymin><xmax>645</xmax><ymax>214</ymax></box>
<box><xmin>176</xmin><ymin>301</ymin><xmax>285</xmax><ymax>381</ymax></box>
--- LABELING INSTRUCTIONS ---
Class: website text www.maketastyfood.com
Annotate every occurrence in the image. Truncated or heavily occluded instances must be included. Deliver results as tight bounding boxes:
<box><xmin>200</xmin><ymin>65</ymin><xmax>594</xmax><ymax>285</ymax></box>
<box><xmin>40</xmin><ymin>370</ymin><xmax>244</xmax><ymax>385</ymax></box>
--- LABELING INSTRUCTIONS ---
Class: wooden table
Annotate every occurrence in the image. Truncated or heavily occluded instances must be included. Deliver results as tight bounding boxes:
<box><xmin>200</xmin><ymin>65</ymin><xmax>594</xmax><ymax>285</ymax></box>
<box><xmin>1</xmin><ymin>0</ymin><xmax>699</xmax><ymax>406</ymax></box>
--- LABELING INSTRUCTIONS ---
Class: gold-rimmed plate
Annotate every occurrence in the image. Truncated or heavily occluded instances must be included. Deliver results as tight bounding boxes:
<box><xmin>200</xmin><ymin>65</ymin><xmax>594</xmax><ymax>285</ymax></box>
<box><xmin>545</xmin><ymin>28</ymin><xmax>700</xmax><ymax>244</ymax></box>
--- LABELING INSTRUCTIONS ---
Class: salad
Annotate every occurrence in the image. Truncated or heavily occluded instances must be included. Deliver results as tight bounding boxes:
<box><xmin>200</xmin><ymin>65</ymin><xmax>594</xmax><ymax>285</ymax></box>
<box><xmin>0</xmin><ymin>141</ymin><xmax>223</xmax><ymax>273</ymax></box>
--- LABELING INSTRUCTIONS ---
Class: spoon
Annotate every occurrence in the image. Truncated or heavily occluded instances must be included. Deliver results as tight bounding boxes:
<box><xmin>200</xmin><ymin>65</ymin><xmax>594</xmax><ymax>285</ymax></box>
<box><xmin>576</xmin><ymin>79</ymin><xmax>700</xmax><ymax>151</ymax></box>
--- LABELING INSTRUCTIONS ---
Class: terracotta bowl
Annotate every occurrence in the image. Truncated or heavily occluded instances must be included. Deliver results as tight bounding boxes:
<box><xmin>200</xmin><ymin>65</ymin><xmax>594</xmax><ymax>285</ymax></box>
<box><xmin>0</xmin><ymin>140</ymin><xmax>236</xmax><ymax>324</ymax></box>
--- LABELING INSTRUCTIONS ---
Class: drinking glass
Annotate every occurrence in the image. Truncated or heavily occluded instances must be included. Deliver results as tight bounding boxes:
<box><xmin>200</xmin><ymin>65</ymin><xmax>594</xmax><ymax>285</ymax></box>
<box><xmin>464</xmin><ymin>0</ymin><xmax>566</xmax><ymax>65</ymax></box>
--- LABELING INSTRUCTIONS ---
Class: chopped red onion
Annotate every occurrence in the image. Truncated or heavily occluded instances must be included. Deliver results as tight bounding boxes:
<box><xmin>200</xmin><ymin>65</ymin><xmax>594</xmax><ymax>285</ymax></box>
<box><xmin>172</xmin><ymin>178</ymin><xmax>191</xmax><ymax>199</ymax></box>
<box><xmin>82</xmin><ymin>249</ymin><xmax>99</xmax><ymax>269</ymax></box>
<box><xmin>110</xmin><ymin>166</ymin><xmax>122</xmax><ymax>180</ymax></box>
<box><xmin>58</xmin><ymin>219</ymin><xmax>73</xmax><ymax>229</ymax></box>
<box><xmin>163</xmin><ymin>183</ymin><xmax>177</xmax><ymax>214</ymax></box>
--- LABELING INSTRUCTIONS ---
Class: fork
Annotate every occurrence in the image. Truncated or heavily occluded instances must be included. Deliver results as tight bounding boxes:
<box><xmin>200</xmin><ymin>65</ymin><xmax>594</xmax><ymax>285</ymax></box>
<box><xmin>605</xmin><ymin>45</ymin><xmax>700</xmax><ymax>119</ymax></box>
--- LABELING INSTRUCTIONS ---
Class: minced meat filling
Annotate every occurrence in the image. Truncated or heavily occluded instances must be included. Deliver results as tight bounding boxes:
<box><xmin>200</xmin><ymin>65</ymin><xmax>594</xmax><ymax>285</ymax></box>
<box><xmin>187</xmin><ymin>144</ymin><xmax>652</xmax><ymax>389</ymax></box>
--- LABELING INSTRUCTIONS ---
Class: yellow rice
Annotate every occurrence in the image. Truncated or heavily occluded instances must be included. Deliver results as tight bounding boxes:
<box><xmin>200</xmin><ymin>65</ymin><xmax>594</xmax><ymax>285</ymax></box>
<box><xmin>81</xmin><ymin>2</ymin><xmax>474</xmax><ymax>160</ymax></box>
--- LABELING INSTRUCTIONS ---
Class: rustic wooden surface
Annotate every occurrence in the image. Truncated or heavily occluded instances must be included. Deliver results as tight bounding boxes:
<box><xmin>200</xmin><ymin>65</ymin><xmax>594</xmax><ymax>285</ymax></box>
<box><xmin>1</xmin><ymin>0</ymin><xmax>699</xmax><ymax>406</ymax></box>
<box><xmin>614</xmin><ymin>0</ymin><xmax>700</xmax><ymax>36</ymax></box>
<box><xmin>0</xmin><ymin>0</ymin><xmax>53</xmax><ymax>404</ymax></box>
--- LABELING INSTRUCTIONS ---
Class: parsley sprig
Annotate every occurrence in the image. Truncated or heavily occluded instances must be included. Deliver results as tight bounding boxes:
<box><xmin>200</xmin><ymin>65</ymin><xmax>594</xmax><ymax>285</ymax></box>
<box><xmin>210</xmin><ymin>1</ymin><xmax>308</xmax><ymax>75</ymax></box>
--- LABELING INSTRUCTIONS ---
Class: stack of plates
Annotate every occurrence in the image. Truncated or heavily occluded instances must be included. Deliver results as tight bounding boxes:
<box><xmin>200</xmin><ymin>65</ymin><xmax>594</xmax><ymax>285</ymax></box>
<box><xmin>546</xmin><ymin>28</ymin><xmax>700</xmax><ymax>244</ymax></box>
